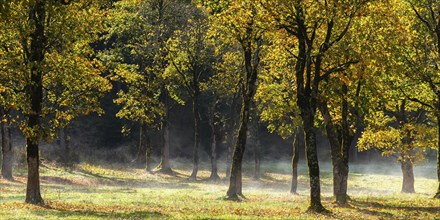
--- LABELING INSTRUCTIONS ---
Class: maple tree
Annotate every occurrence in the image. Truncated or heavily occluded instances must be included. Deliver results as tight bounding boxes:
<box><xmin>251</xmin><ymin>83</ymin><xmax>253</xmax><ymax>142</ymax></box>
<box><xmin>0</xmin><ymin>0</ymin><xmax>111</xmax><ymax>204</ymax></box>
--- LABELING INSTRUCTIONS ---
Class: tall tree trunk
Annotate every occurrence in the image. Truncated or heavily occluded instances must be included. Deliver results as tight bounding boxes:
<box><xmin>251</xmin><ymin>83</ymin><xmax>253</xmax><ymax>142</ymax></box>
<box><xmin>318</xmin><ymin>99</ymin><xmax>345</xmax><ymax>204</ymax></box>
<box><xmin>25</xmin><ymin>0</ymin><xmax>45</xmax><ymax>204</ymax></box>
<box><xmin>290</xmin><ymin>129</ymin><xmax>301</xmax><ymax>194</ymax></box>
<box><xmin>227</xmin><ymin>95</ymin><xmax>252</xmax><ymax>199</ymax></box>
<box><xmin>189</xmin><ymin>92</ymin><xmax>201</xmax><ymax>181</ymax></box>
<box><xmin>339</xmin><ymin>83</ymin><xmax>351</xmax><ymax>204</ymax></box>
<box><xmin>302</xmin><ymin>113</ymin><xmax>324</xmax><ymax>211</ymax></box>
<box><xmin>226</xmin><ymin>37</ymin><xmax>261</xmax><ymax>199</ymax></box>
<box><xmin>1</xmin><ymin>108</ymin><xmax>13</xmax><ymax>180</ymax></box>
<box><xmin>226</xmin><ymin>94</ymin><xmax>239</xmax><ymax>179</ymax></box>
<box><xmin>401</xmin><ymin>159</ymin><xmax>415</xmax><ymax>193</ymax></box>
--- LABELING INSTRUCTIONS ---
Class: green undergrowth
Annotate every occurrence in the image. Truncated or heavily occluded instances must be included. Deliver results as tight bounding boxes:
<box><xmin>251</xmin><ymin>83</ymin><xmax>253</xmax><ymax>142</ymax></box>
<box><xmin>0</xmin><ymin>161</ymin><xmax>439</xmax><ymax>219</ymax></box>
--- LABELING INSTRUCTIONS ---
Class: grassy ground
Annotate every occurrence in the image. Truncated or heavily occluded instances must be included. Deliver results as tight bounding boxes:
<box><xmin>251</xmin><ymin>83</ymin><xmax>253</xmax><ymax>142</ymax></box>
<box><xmin>0</xmin><ymin>160</ymin><xmax>439</xmax><ymax>219</ymax></box>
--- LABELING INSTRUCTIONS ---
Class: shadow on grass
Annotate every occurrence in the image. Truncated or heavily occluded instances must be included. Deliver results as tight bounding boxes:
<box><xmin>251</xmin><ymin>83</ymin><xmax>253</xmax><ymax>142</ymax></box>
<box><xmin>352</xmin><ymin>199</ymin><xmax>439</xmax><ymax>213</ymax></box>
<box><xmin>348</xmin><ymin>199</ymin><xmax>439</xmax><ymax>218</ymax></box>
<box><xmin>30</xmin><ymin>203</ymin><xmax>166</xmax><ymax>219</ymax></box>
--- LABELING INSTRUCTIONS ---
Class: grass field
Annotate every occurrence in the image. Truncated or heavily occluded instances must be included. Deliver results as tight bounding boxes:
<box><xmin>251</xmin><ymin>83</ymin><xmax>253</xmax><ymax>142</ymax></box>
<box><xmin>0</xmin><ymin>160</ymin><xmax>439</xmax><ymax>219</ymax></box>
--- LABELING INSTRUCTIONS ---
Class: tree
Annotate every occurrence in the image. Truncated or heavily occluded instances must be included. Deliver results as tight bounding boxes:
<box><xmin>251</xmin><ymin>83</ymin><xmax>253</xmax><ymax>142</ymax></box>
<box><xmin>358</xmin><ymin>101</ymin><xmax>436</xmax><ymax>193</ymax></box>
<box><xmin>262</xmin><ymin>0</ymin><xmax>367</xmax><ymax>210</ymax></box>
<box><xmin>255</xmin><ymin>31</ymin><xmax>303</xmax><ymax>193</ymax></box>
<box><xmin>0</xmin><ymin>0</ymin><xmax>111</xmax><ymax>204</ymax></box>
<box><xmin>352</xmin><ymin>0</ymin><xmax>438</xmax><ymax>194</ymax></box>
<box><xmin>404</xmin><ymin>0</ymin><xmax>440</xmax><ymax>199</ymax></box>
<box><xmin>212</xmin><ymin>0</ymin><xmax>265</xmax><ymax>200</ymax></box>
<box><xmin>103</xmin><ymin>0</ymin><xmax>189</xmax><ymax>173</ymax></box>
<box><xmin>164</xmin><ymin>7</ymin><xmax>215</xmax><ymax>180</ymax></box>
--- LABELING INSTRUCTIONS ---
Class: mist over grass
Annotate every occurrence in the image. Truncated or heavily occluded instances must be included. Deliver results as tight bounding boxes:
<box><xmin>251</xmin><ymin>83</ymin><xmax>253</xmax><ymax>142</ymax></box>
<box><xmin>1</xmin><ymin>158</ymin><xmax>438</xmax><ymax>219</ymax></box>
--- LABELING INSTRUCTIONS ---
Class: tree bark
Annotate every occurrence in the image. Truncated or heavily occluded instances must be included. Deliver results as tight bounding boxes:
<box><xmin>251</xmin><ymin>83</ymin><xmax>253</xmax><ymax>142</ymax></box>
<box><xmin>290</xmin><ymin>130</ymin><xmax>301</xmax><ymax>194</ymax></box>
<box><xmin>25</xmin><ymin>0</ymin><xmax>45</xmax><ymax>204</ymax></box>
<box><xmin>1</xmin><ymin>108</ymin><xmax>13</xmax><ymax>180</ymax></box>
<box><xmin>139</xmin><ymin>123</ymin><xmax>147</xmax><ymax>166</ymax></box>
<box><xmin>302</xmin><ymin>114</ymin><xmax>324</xmax><ymax>211</ymax></box>
<box><xmin>226</xmin><ymin>94</ymin><xmax>239</xmax><ymax>179</ymax></box>
<box><xmin>294</xmin><ymin>13</ymin><xmax>325</xmax><ymax>210</ymax></box>
<box><xmin>253</xmin><ymin>133</ymin><xmax>261</xmax><ymax>180</ymax></box>
<box><xmin>209</xmin><ymin>118</ymin><xmax>221</xmax><ymax>181</ymax></box>
<box><xmin>145</xmin><ymin>128</ymin><xmax>152</xmax><ymax>172</ymax></box>
<box><xmin>156</xmin><ymin>107</ymin><xmax>172</xmax><ymax>174</ymax></box>
<box><xmin>189</xmin><ymin>92</ymin><xmax>201</xmax><ymax>181</ymax></box>
<box><xmin>401</xmin><ymin>159</ymin><xmax>415</xmax><ymax>193</ymax></box>
<box><xmin>57</xmin><ymin>127</ymin><xmax>71</xmax><ymax>164</ymax></box>
<box><xmin>226</xmin><ymin>36</ymin><xmax>261</xmax><ymax>200</ymax></box>
<box><xmin>435</xmin><ymin>96</ymin><xmax>440</xmax><ymax>199</ymax></box>
<box><xmin>227</xmin><ymin>95</ymin><xmax>252</xmax><ymax>199</ymax></box>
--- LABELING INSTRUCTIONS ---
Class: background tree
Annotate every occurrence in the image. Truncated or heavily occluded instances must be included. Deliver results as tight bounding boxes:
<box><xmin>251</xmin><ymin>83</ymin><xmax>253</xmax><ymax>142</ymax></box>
<box><xmin>103</xmin><ymin>0</ymin><xmax>189</xmax><ymax>173</ymax></box>
<box><xmin>404</xmin><ymin>0</ymin><xmax>440</xmax><ymax>199</ymax></box>
<box><xmin>164</xmin><ymin>7</ymin><xmax>215</xmax><ymax>180</ymax></box>
<box><xmin>255</xmin><ymin>30</ymin><xmax>303</xmax><ymax>193</ymax></box>
<box><xmin>212</xmin><ymin>0</ymin><xmax>265</xmax><ymax>199</ymax></box>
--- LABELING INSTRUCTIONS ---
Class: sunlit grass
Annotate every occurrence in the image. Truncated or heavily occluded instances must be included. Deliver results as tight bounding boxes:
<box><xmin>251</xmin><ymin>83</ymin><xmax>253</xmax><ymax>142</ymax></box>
<box><xmin>0</xmin><ymin>160</ymin><xmax>439</xmax><ymax>219</ymax></box>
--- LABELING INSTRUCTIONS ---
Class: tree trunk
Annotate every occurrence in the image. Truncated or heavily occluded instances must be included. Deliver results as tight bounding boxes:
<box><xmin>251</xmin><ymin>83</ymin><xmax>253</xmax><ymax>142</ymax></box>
<box><xmin>226</xmin><ymin>38</ymin><xmax>261</xmax><ymax>199</ymax></box>
<box><xmin>227</xmin><ymin>96</ymin><xmax>251</xmax><ymax>199</ymax></box>
<box><xmin>58</xmin><ymin>127</ymin><xmax>71</xmax><ymax>164</ymax></box>
<box><xmin>156</xmin><ymin>114</ymin><xmax>172</xmax><ymax>174</ymax></box>
<box><xmin>303</xmin><ymin>117</ymin><xmax>324</xmax><ymax>211</ymax></box>
<box><xmin>189</xmin><ymin>93</ymin><xmax>201</xmax><ymax>181</ymax></box>
<box><xmin>25</xmin><ymin>0</ymin><xmax>45</xmax><ymax>204</ymax></box>
<box><xmin>138</xmin><ymin>123</ymin><xmax>147</xmax><ymax>169</ymax></box>
<box><xmin>209</xmin><ymin>120</ymin><xmax>220</xmax><ymax>181</ymax></box>
<box><xmin>318</xmin><ymin>99</ymin><xmax>347</xmax><ymax>205</ymax></box>
<box><xmin>145</xmin><ymin>129</ymin><xmax>152</xmax><ymax>172</ymax></box>
<box><xmin>253</xmin><ymin>134</ymin><xmax>261</xmax><ymax>180</ymax></box>
<box><xmin>435</xmin><ymin>96</ymin><xmax>440</xmax><ymax>199</ymax></box>
<box><xmin>226</xmin><ymin>94</ymin><xmax>239</xmax><ymax>179</ymax></box>
<box><xmin>290</xmin><ymin>130</ymin><xmax>301</xmax><ymax>194</ymax></box>
<box><xmin>401</xmin><ymin>159</ymin><xmax>415</xmax><ymax>193</ymax></box>
<box><xmin>1</xmin><ymin>108</ymin><xmax>13</xmax><ymax>180</ymax></box>
<box><xmin>338</xmin><ymin>83</ymin><xmax>351</xmax><ymax>204</ymax></box>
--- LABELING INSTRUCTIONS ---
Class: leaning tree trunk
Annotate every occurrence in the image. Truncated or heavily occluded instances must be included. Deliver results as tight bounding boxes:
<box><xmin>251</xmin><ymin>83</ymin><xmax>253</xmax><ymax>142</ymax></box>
<box><xmin>226</xmin><ymin>94</ymin><xmax>239</xmax><ymax>179</ymax></box>
<box><xmin>401</xmin><ymin>158</ymin><xmax>415</xmax><ymax>193</ymax></box>
<box><xmin>226</xmin><ymin>39</ymin><xmax>260</xmax><ymax>199</ymax></box>
<box><xmin>226</xmin><ymin>95</ymin><xmax>252</xmax><ymax>199</ymax></box>
<box><xmin>189</xmin><ymin>91</ymin><xmax>201</xmax><ymax>181</ymax></box>
<box><xmin>290</xmin><ymin>129</ymin><xmax>302</xmax><ymax>194</ymax></box>
<box><xmin>1</xmin><ymin>108</ymin><xmax>13</xmax><ymax>180</ymax></box>
<box><xmin>25</xmin><ymin>0</ymin><xmax>45</xmax><ymax>204</ymax></box>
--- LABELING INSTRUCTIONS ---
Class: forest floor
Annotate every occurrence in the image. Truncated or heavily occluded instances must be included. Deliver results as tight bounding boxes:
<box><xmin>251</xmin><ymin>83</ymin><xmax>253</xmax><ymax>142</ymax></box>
<box><xmin>0</xmin><ymin>160</ymin><xmax>439</xmax><ymax>219</ymax></box>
